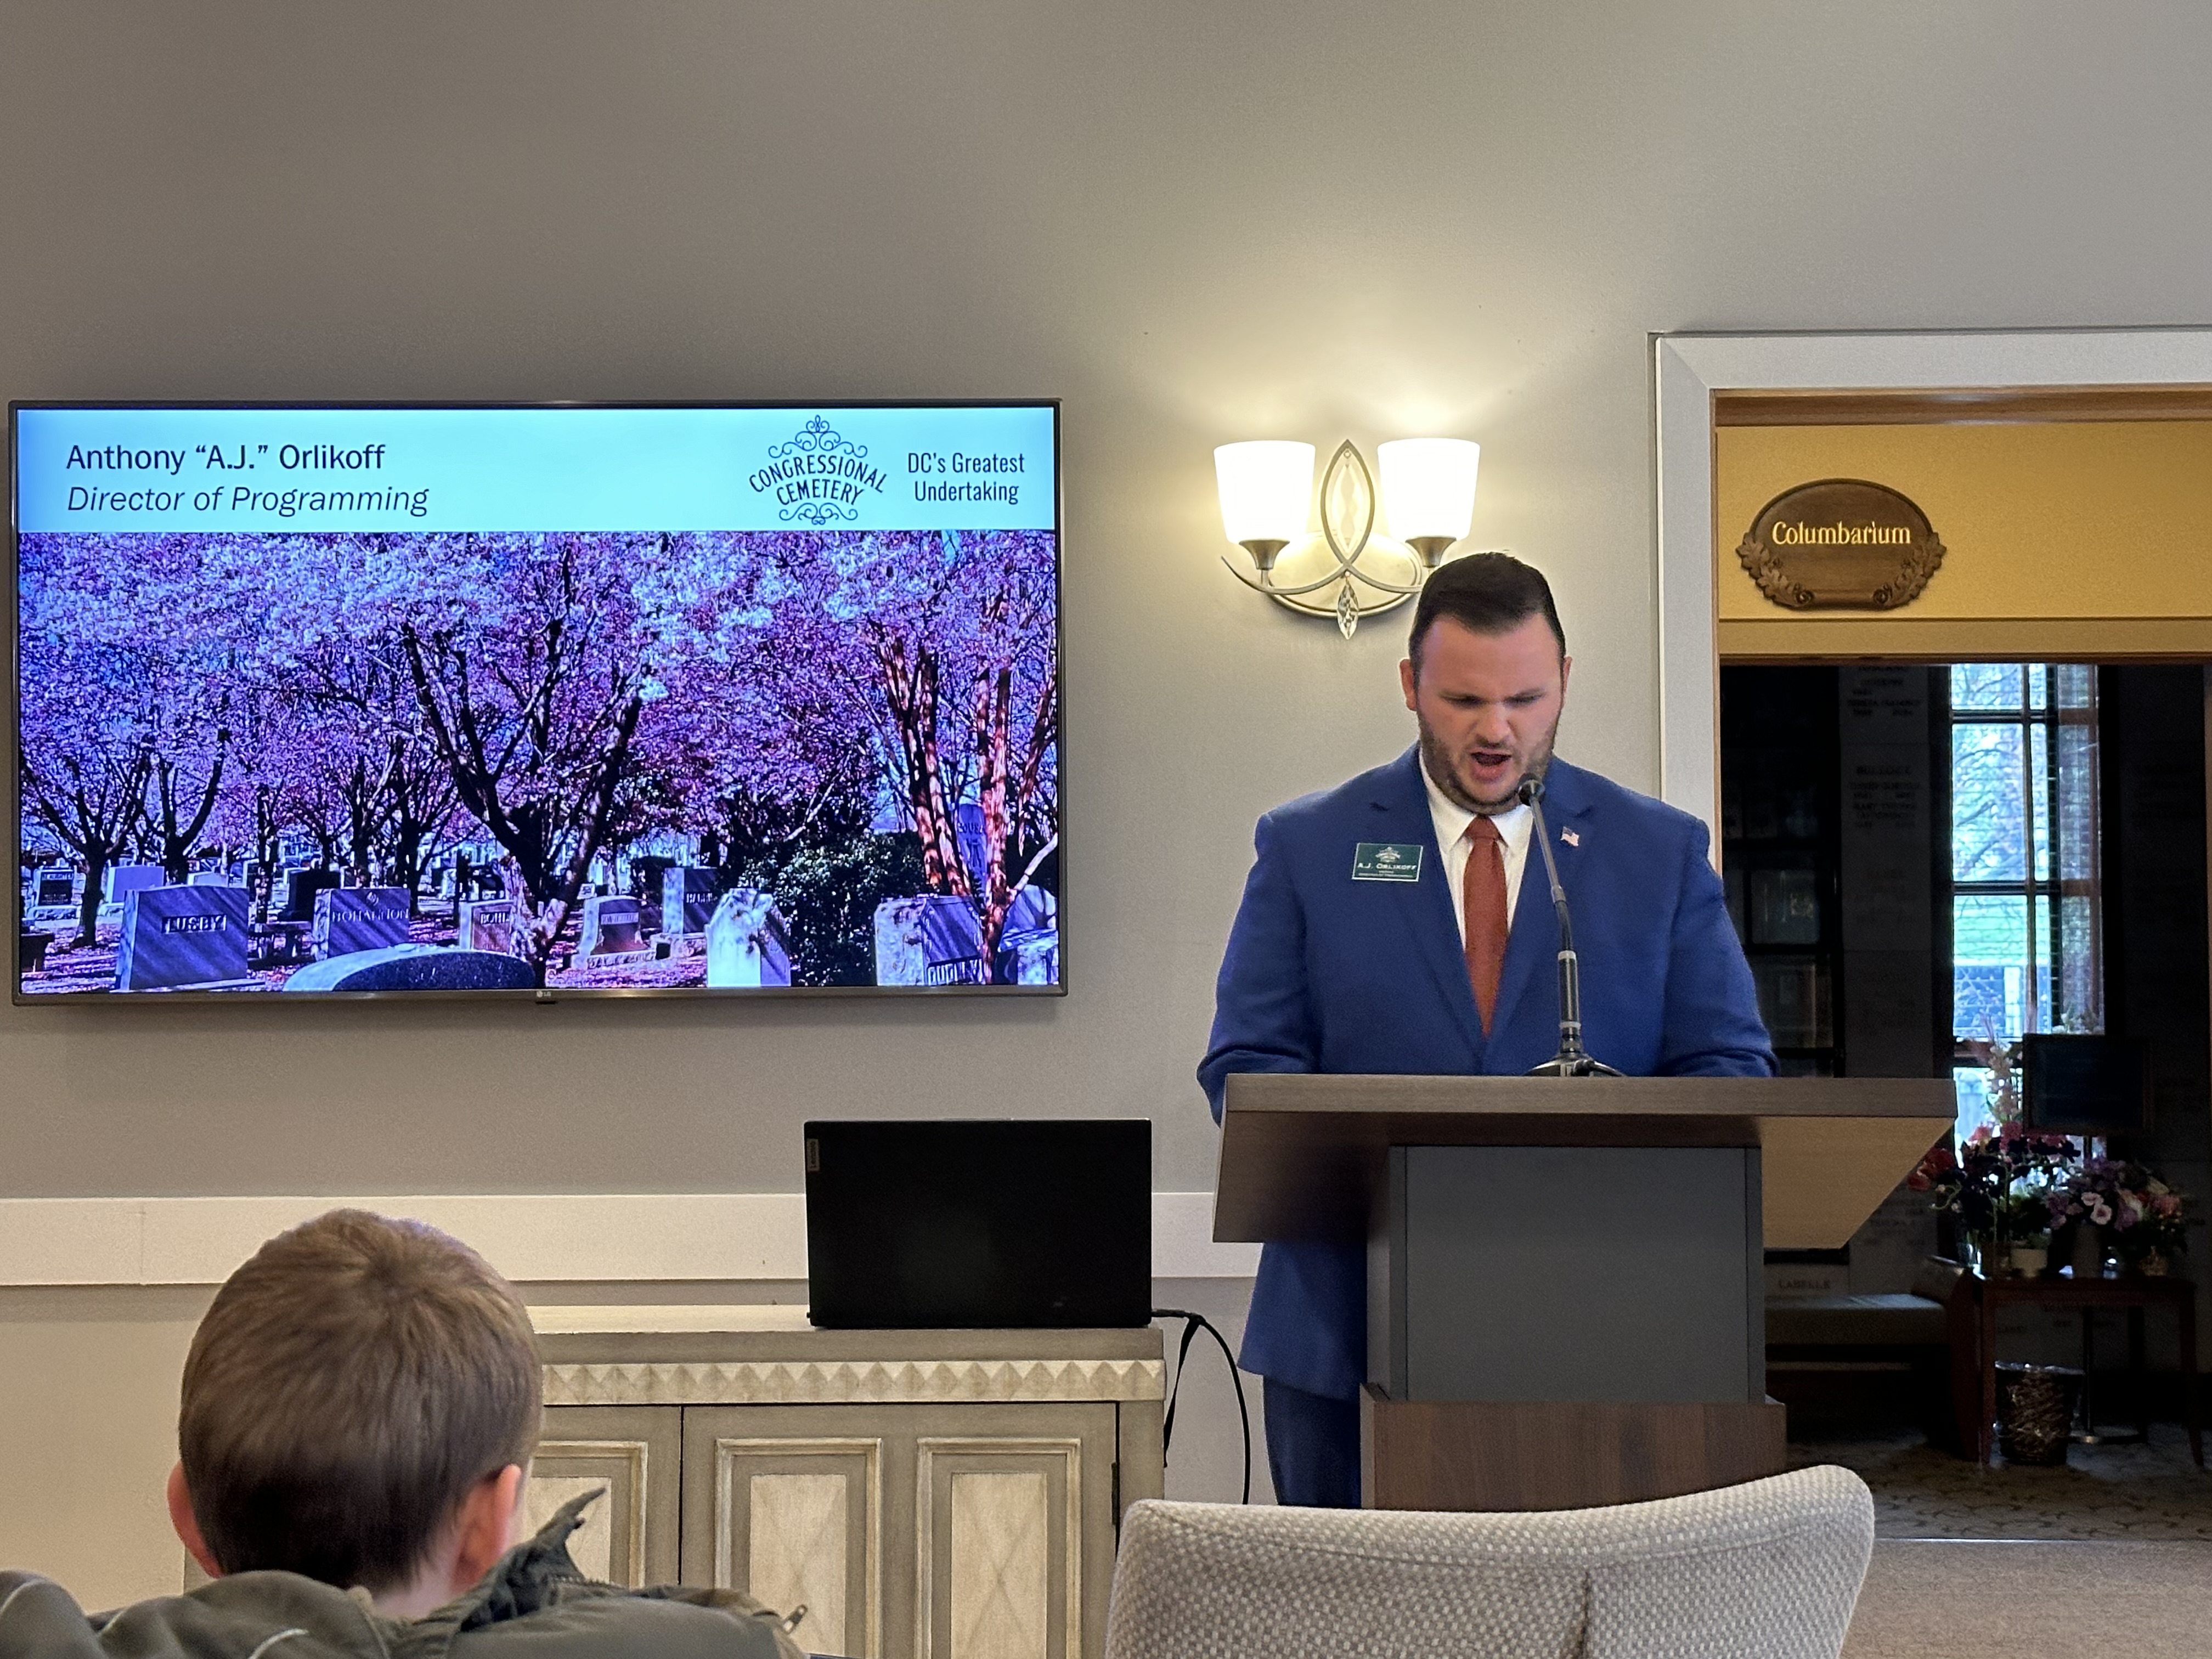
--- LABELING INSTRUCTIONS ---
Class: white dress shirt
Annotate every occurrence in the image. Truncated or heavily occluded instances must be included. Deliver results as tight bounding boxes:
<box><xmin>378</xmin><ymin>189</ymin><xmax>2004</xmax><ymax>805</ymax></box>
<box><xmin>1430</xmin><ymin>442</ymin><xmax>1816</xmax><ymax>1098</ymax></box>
<box><xmin>1421</xmin><ymin>764</ymin><xmax>1533</xmax><ymax>939</ymax></box>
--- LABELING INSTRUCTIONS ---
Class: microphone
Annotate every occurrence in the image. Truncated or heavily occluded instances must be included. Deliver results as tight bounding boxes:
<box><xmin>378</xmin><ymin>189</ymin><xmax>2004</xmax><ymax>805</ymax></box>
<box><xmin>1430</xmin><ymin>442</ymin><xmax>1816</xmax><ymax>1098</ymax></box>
<box><xmin>1516</xmin><ymin>774</ymin><xmax>1621</xmax><ymax>1077</ymax></box>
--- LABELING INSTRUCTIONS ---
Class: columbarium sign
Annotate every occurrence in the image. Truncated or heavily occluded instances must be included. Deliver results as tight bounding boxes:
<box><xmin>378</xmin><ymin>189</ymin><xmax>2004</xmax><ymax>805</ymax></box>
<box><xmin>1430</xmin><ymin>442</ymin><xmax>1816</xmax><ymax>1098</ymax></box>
<box><xmin>1735</xmin><ymin>478</ymin><xmax>1944</xmax><ymax>610</ymax></box>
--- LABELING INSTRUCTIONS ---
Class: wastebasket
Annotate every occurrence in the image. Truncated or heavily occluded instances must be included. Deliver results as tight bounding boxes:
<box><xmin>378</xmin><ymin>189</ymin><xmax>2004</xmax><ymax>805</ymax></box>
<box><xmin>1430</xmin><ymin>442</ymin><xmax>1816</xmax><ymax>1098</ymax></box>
<box><xmin>1996</xmin><ymin>1362</ymin><xmax>2083</xmax><ymax>1466</ymax></box>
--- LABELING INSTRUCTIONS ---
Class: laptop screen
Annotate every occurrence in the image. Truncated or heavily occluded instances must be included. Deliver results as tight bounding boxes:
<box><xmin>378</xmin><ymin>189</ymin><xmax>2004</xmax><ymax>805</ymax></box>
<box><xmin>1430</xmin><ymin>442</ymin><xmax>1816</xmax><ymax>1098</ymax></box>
<box><xmin>804</xmin><ymin>1119</ymin><xmax>1152</xmax><ymax>1328</ymax></box>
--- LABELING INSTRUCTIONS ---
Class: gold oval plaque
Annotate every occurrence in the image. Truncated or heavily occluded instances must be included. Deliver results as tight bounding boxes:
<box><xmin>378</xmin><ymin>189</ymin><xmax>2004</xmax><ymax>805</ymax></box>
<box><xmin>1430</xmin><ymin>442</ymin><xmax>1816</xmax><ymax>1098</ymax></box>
<box><xmin>1735</xmin><ymin>478</ymin><xmax>1945</xmax><ymax>610</ymax></box>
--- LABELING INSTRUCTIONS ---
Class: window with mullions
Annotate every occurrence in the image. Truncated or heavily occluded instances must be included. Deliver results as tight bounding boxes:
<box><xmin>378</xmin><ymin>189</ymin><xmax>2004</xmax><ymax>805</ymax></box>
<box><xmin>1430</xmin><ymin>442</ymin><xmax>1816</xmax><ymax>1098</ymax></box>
<box><xmin>1949</xmin><ymin>664</ymin><xmax>2102</xmax><ymax>1139</ymax></box>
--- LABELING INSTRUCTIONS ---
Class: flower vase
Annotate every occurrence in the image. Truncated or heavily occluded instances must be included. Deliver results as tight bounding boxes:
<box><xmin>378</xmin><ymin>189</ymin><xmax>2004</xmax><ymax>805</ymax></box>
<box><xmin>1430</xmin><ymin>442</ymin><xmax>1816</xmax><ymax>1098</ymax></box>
<box><xmin>2069</xmin><ymin>1226</ymin><xmax>2104</xmax><ymax>1278</ymax></box>
<box><xmin>2140</xmin><ymin>1250</ymin><xmax>2170</xmax><ymax>1277</ymax></box>
<box><xmin>2011</xmin><ymin>1245</ymin><xmax>2049</xmax><ymax>1278</ymax></box>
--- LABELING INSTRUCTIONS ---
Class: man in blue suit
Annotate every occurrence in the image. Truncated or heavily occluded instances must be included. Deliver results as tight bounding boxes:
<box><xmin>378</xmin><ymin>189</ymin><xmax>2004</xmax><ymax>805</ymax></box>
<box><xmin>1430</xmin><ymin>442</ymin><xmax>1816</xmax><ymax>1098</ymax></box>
<box><xmin>1199</xmin><ymin>553</ymin><xmax>1774</xmax><ymax>1508</ymax></box>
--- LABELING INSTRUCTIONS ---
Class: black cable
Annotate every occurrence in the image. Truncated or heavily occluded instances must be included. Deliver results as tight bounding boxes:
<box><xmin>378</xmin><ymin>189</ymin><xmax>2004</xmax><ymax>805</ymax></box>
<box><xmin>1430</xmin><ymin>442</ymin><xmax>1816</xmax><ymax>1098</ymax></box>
<box><xmin>1152</xmin><ymin>1307</ymin><xmax>1252</xmax><ymax>1504</ymax></box>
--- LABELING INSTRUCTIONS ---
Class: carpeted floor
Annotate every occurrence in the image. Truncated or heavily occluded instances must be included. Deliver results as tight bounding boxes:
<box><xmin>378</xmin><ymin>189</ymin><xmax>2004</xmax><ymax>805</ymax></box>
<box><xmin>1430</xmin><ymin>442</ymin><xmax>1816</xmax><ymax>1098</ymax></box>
<box><xmin>1844</xmin><ymin>1541</ymin><xmax>2212</xmax><ymax>1658</ymax></box>
<box><xmin>1785</xmin><ymin>1427</ymin><xmax>2212</xmax><ymax>1655</ymax></box>
<box><xmin>1793</xmin><ymin>1424</ymin><xmax>2212</xmax><ymax>1540</ymax></box>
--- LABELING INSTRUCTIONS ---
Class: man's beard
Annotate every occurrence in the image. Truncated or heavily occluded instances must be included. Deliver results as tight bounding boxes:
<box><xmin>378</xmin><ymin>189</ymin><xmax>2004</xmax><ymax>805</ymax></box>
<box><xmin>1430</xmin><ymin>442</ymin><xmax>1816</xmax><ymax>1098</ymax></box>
<box><xmin>1416</xmin><ymin>714</ymin><xmax>1559</xmax><ymax>817</ymax></box>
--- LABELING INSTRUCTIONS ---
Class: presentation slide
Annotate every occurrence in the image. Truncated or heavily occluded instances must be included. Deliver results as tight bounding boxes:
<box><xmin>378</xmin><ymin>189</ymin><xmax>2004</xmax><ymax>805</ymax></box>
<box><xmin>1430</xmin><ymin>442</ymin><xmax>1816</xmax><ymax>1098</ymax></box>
<box><xmin>14</xmin><ymin>404</ymin><xmax>1061</xmax><ymax>997</ymax></box>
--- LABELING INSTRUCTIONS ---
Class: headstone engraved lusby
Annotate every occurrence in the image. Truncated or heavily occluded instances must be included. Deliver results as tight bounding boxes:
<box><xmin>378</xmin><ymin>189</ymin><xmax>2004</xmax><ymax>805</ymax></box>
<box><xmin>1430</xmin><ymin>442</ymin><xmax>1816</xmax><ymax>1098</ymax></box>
<box><xmin>114</xmin><ymin>884</ymin><xmax>251</xmax><ymax>991</ymax></box>
<box><xmin>311</xmin><ymin>887</ymin><xmax>411</xmax><ymax>960</ymax></box>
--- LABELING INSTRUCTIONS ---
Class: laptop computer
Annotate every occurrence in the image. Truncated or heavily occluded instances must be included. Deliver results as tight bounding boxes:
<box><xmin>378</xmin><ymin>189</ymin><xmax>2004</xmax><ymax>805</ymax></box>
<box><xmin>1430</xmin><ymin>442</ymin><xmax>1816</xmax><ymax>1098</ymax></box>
<box><xmin>804</xmin><ymin>1118</ymin><xmax>1152</xmax><ymax>1328</ymax></box>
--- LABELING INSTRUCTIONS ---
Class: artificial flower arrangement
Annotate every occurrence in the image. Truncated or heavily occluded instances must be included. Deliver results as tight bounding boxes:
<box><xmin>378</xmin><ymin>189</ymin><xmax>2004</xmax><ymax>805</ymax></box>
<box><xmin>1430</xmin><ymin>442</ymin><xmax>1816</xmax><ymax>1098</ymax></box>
<box><xmin>2047</xmin><ymin>1159</ymin><xmax>2190</xmax><ymax>1271</ymax></box>
<box><xmin>1910</xmin><ymin>1032</ymin><xmax>2194</xmax><ymax>1274</ymax></box>
<box><xmin>1909</xmin><ymin>1124</ymin><xmax>2076</xmax><ymax>1260</ymax></box>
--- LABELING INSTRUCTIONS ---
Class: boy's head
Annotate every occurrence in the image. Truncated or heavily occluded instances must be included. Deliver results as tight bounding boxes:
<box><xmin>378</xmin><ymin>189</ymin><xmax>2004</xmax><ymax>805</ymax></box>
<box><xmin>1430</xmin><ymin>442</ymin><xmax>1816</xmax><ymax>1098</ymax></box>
<box><xmin>171</xmin><ymin>1209</ymin><xmax>541</xmax><ymax>1600</ymax></box>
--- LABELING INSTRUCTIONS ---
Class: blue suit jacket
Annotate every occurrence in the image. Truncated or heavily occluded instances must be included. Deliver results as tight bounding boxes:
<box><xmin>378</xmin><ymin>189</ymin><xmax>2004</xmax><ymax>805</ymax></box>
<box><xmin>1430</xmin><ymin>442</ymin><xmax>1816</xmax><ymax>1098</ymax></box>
<box><xmin>1199</xmin><ymin>748</ymin><xmax>1775</xmax><ymax>1400</ymax></box>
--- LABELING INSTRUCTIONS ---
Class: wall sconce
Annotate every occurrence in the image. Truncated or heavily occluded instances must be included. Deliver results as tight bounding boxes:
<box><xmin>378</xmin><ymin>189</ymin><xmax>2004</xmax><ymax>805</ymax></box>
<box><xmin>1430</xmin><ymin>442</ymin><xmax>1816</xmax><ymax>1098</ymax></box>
<box><xmin>1214</xmin><ymin>437</ymin><xmax>1481</xmax><ymax>637</ymax></box>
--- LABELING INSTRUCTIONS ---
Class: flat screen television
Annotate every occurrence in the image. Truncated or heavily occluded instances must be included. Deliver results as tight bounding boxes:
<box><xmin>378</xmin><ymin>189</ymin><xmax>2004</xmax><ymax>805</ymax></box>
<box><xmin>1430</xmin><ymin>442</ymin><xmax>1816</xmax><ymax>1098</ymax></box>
<box><xmin>2020</xmin><ymin>1032</ymin><xmax>2148</xmax><ymax>1135</ymax></box>
<box><xmin>11</xmin><ymin>402</ymin><xmax>1062</xmax><ymax>1000</ymax></box>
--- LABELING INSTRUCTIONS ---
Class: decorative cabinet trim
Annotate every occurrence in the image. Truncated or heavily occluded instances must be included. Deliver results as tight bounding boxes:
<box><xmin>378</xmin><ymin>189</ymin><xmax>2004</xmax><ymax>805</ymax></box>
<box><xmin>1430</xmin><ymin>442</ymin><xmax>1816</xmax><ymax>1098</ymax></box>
<box><xmin>545</xmin><ymin>1356</ymin><xmax>1166</xmax><ymax>1408</ymax></box>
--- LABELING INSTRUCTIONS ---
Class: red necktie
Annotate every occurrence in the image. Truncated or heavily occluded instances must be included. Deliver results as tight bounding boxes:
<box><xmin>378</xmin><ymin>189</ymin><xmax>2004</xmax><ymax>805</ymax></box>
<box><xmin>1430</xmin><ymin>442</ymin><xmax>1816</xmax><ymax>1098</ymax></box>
<box><xmin>1464</xmin><ymin>817</ymin><xmax>1508</xmax><ymax>1033</ymax></box>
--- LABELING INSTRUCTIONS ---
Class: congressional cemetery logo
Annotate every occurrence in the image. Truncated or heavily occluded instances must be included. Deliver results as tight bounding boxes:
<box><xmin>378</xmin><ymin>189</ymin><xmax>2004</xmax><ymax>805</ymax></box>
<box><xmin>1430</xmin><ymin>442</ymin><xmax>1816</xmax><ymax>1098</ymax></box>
<box><xmin>747</xmin><ymin>415</ymin><xmax>889</xmax><ymax>526</ymax></box>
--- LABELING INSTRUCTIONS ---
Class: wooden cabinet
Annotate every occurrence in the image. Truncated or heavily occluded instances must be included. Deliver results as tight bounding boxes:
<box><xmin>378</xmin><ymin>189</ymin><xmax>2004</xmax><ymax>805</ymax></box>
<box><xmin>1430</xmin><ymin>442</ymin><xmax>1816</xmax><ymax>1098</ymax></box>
<box><xmin>529</xmin><ymin>1308</ymin><xmax>1164</xmax><ymax>1659</ymax></box>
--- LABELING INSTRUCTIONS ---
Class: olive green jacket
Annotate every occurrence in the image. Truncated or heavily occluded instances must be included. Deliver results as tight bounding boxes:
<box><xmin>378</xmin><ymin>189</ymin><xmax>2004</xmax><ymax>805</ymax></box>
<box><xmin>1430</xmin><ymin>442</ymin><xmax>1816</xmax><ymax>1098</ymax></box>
<box><xmin>0</xmin><ymin>1494</ymin><xmax>810</xmax><ymax>1659</ymax></box>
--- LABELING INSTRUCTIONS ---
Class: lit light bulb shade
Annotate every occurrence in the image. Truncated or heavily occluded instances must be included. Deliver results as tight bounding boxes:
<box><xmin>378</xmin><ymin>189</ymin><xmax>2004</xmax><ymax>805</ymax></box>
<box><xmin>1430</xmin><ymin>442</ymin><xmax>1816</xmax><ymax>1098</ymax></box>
<box><xmin>1378</xmin><ymin>438</ymin><xmax>1480</xmax><ymax>543</ymax></box>
<box><xmin>1214</xmin><ymin>441</ymin><xmax>1314</xmax><ymax>546</ymax></box>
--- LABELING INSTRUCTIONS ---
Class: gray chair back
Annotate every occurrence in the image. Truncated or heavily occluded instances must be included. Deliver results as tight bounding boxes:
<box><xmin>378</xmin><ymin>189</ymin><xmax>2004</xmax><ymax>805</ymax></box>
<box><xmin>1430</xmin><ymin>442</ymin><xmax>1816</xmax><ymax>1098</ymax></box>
<box><xmin>1104</xmin><ymin>1465</ymin><xmax>1872</xmax><ymax>1659</ymax></box>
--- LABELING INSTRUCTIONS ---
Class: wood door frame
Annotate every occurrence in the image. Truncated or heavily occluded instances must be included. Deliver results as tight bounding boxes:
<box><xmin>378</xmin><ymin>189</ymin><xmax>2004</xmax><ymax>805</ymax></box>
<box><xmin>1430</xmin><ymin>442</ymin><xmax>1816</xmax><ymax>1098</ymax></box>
<box><xmin>1651</xmin><ymin>328</ymin><xmax>2212</xmax><ymax>834</ymax></box>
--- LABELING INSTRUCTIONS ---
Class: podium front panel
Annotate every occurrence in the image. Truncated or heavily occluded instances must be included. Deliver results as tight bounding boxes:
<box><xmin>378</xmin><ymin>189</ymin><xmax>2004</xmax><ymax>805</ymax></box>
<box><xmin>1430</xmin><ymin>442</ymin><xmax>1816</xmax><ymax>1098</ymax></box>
<box><xmin>1368</xmin><ymin>1147</ymin><xmax>1764</xmax><ymax>1404</ymax></box>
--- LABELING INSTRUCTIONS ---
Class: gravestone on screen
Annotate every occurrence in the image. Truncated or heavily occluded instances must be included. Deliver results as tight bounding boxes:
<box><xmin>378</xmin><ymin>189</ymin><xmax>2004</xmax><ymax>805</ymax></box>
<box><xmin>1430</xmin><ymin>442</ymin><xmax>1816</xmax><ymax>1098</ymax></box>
<box><xmin>996</xmin><ymin>887</ymin><xmax>1059</xmax><ymax>985</ymax></box>
<box><xmin>661</xmin><ymin>868</ymin><xmax>725</xmax><ymax>937</ymax></box>
<box><xmin>282</xmin><ymin>868</ymin><xmax>341</xmax><ymax>922</ymax></box>
<box><xmin>35</xmin><ymin>868</ymin><xmax>74</xmax><ymax>907</ymax></box>
<box><xmin>312</xmin><ymin>887</ymin><xmax>411</xmax><ymax>960</ymax></box>
<box><xmin>706</xmin><ymin>889</ymin><xmax>792</xmax><ymax>988</ymax></box>
<box><xmin>458</xmin><ymin>899</ymin><xmax>517</xmax><ymax>956</ymax></box>
<box><xmin>582</xmin><ymin>894</ymin><xmax>644</xmax><ymax>956</ymax></box>
<box><xmin>114</xmin><ymin>885</ymin><xmax>251</xmax><ymax>991</ymax></box>
<box><xmin>998</xmin><ymin>928</ymin><xmax>1059</xmax><ymax>985</ymax></box>
<box><xmin>283</xmin><ymin>944</ymin><xmax>538</xmax><ymax>994</ymax></box>
<box><xmin>874</xmin><ymin>895</ymin><xmax>987</xmax><ymax>986</ymax></box>
<box><xmin>105</xmin><ymin>865</ymin><xmax>165</xmax><ymax>906</ymax></box>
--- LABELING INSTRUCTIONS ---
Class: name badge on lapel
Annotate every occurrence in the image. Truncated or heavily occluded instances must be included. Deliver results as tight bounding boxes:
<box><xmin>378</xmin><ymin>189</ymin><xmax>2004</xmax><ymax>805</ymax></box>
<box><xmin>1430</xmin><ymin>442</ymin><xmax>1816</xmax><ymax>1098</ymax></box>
<box><xmin>1351</xmin><ymin>842</ymin><xmax>1424</xmax><ymax>883</ymax></box>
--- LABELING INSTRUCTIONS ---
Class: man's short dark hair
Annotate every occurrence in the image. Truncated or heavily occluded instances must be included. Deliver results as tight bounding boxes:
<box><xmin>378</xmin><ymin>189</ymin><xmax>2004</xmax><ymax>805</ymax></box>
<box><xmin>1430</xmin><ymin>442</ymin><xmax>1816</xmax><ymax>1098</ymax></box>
<box><xmin>178</xmin><ymin>1209</ymin><xmax>542</xmax><ymax>1592</ymax></box>
<box><xmin>1407</xmin><ymin>552</ymin><xmax>1565</xmax><ymax>672</ymax></box>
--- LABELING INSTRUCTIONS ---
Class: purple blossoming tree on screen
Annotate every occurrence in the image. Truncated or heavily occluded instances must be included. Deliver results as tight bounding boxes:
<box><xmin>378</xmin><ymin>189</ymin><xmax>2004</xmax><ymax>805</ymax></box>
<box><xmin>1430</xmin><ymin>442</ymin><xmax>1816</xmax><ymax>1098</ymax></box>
<box><xmin>17</xmin><ymin>527</ymin><xmax>1058</xmax><ymax>991</ymax></box>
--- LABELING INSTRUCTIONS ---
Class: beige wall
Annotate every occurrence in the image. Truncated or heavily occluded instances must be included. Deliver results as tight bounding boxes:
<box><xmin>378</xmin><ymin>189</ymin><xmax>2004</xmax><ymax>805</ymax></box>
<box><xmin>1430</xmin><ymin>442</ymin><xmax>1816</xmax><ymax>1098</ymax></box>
<box><xmin>0</xmin><ymin>1288</ymin><xmax>207</xmax><ymax>1609</ymax></box>
<box><xmin>9</xmin><ymin>4</ymin><xmax>2212</xmax><ymax>1200</ymax></box>
<box><xmin>7</xmin><ymin>0</ymin><xmax>2212</xmax><ymax>1605</ymax></box>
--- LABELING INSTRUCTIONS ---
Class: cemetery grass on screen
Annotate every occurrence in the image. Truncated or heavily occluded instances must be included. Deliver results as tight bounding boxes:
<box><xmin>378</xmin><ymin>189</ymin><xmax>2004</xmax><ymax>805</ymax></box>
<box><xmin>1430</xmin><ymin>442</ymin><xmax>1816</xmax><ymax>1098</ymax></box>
<box><xmin>16</xmin><ymin>528</ymin><xmax>1059</xmax><ymax>994</ymax></box>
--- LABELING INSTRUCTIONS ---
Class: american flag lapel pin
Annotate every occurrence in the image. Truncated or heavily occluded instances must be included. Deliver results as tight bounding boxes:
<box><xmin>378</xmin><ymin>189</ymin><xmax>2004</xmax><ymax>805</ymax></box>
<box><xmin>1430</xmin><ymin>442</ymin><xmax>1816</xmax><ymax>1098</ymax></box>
<box><xmin>1561</xmin><ymin>827</ymin><xmax>1580</xmax><ymax>847</ymax></box>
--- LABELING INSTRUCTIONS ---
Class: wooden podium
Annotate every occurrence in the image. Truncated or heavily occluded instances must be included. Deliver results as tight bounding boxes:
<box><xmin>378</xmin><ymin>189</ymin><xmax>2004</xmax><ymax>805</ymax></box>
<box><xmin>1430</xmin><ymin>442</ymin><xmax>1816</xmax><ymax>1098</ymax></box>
<box><xmin>1213</xmin><ymin>1073</ymin><xmax>1952</xmax><ymax>1511</ymax></box>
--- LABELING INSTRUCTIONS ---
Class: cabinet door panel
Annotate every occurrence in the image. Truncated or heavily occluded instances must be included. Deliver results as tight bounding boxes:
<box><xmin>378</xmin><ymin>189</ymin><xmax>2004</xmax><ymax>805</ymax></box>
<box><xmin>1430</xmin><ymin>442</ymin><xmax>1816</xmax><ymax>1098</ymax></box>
<box><xmin>916</xmin><ymin>1426</ymin><xmax>1103</xmax><ymax>1659</ymax></box>
<box><xmin>684</xmin><ymin>1407</ymin><xmax>888</xmax><ymax>1658</ymax></box>
<box><xmin>535</xmin><ymin>1405</ymin><xmax>681</xmax><ymax>1585</ymax></box>
<box><xmin>682</xmin><ymin>1401</ymin><xmax>1116</xmax><ymax>1659</ymax></box>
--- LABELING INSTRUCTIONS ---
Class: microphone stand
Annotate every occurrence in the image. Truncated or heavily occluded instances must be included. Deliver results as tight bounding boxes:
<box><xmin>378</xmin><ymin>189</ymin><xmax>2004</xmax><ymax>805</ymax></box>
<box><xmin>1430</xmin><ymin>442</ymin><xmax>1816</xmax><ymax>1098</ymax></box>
<box><xmin>1517</xmin><ymin>776</ymin><xmax>1622</xmax><ymax>1077</ymax></box>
